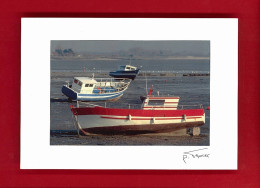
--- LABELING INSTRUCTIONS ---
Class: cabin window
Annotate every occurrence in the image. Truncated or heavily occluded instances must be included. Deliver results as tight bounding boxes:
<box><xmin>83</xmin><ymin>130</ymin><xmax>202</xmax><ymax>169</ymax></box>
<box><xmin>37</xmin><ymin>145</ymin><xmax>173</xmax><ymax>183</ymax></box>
<box><xmin>130</xmin><ymin>68</ymin><xmax>135</xmax><ymax>70</ymax></box>
<box><xmin>126</xmin><ymin>67</ymin><xmax>130</xmax><ymax>70</ymax></box>
<box><xmin>147</xmin><ymin>100</ymin><xmax>165</xmax><ymax>106</ymax></box>
<box><xmin>74</xmin><ymin>79</ymin><xmax>78</xmax><ymax>84</ymax></box>
<box><xmin>78</xmin><ymin>81</ymin><xmax>82</xmax><ymax>86</ymax></box>
<box><xmin>85</xmin><ymin>84</ymin><xmax>94</xmax><ymax>87</ymax></box>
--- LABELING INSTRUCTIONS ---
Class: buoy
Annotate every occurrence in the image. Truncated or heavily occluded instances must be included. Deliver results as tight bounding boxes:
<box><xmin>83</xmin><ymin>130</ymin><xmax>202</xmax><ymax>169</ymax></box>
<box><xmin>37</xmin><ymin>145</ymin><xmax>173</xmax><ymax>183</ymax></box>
<box><xmin>207</xmin><ymin>106</ymin><xmax>210</xmax><ymax>110</ymax></box>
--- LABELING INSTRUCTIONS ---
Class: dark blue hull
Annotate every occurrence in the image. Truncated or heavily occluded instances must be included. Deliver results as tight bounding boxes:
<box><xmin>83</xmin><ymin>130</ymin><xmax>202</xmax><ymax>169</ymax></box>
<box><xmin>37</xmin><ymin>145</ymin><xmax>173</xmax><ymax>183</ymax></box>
<box><xmin>109</xmin><ymin>69</ymin><xmax>140</xmax><ymax>80</ymax></box>
<box><xmin>62</xmin><ymin>85</ymin><xmax>77</xmax><ymax>100</ymax></box>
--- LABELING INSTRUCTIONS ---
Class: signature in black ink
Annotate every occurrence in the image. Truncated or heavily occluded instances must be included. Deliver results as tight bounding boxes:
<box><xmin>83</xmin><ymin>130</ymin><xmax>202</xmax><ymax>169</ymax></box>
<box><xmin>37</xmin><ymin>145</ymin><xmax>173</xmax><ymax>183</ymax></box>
<box><xmin>183</xmin><ymin>148</ymin><xmax>210</xmax><ymax>163</ymax></box>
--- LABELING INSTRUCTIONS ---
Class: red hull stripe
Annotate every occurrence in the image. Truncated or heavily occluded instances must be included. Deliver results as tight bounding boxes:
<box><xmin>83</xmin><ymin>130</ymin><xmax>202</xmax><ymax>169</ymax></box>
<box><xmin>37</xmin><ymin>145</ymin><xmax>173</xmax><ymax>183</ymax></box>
<box><xmin>73</xmin><ymin>106</ymin><xmax>204</xmax><ymax>117</ymax></box>
<box><xmin>100</xmin><ymin>116</ymin><xmax>203</xmax><ymax>120</ymax></box>
<box><xmin>143</xmin><ymin>106</ymin><xmax>177</xmax><ymax>108</ymax></box>
<box><xmin>101</xmin><ymin>116</ymin><xmax>128</xmax><ymax>120</ymax></box>
<box><xmin>144</xmin><ymin>102</ymin><xmax>179</xmax><ymax>104</ymax></box>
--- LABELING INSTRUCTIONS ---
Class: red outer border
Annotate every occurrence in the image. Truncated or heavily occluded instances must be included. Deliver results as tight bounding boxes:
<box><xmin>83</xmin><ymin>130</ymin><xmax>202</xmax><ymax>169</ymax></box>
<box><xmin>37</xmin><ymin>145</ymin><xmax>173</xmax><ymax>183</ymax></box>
<box><xmin>0</xmin><ymin>0</ymin><xmax>260</xmax><ymax>187</ymax></box>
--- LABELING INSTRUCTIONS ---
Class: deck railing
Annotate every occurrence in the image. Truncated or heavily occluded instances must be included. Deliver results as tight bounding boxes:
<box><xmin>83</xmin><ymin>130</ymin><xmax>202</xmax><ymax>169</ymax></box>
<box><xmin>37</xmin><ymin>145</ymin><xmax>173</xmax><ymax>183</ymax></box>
<box><xmin>77</xmin><ymin>101</ymin><xmax>203</xmax><ymax>110</ymax></box>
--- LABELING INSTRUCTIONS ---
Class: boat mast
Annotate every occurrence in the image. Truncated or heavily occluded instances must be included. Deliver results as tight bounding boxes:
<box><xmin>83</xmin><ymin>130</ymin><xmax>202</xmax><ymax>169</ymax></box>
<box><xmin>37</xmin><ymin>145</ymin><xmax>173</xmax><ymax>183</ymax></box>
<box><xmin>145</xmin><ymin>72</ymin><xmax>148</xmax><ymax>95</ymax></box>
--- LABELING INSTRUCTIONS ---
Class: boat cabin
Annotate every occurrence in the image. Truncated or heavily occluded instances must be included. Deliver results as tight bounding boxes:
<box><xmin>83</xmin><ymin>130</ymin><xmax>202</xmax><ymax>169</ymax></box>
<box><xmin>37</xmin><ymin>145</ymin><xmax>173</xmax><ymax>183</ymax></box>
<box><xmin>141</xmin><ymin>96</ymin><xmax>180</xmax><ymax>110</ymax></box>
<box><xmin>71</xmin><ymin>77</ymin><xmax>126</xmax><ymax>94</ymax></box>
<box><xmin>71</xmin><ymin>77</ymin><xmax>97</xmax><ymax>94</ymax></box>
<box><xmin>118</xmin><ymin>65</ymin><xmax>137</xmax><ymax>71</ymax></box>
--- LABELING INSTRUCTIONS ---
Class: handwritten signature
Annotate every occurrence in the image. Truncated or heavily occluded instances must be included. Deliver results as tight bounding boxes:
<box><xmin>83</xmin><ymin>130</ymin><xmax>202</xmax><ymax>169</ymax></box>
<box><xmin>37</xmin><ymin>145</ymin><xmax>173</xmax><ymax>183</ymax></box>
<box><xmin>183</xmin><ymin>148</ymin><xmax>210</xmax><ymax>163</ymax></box>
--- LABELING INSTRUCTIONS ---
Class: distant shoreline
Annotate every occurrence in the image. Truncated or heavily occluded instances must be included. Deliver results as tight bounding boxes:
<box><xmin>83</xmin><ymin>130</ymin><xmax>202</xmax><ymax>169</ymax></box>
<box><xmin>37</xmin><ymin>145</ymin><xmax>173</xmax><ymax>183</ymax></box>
<box><xmin>51</xmin><ymin>56</ymin><xmax>210</xmax><ymax>61</ymax></box>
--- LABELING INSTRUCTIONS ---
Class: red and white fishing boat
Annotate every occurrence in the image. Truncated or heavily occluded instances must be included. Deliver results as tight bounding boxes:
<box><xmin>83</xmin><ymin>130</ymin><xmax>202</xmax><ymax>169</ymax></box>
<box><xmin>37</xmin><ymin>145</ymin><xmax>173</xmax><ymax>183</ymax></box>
<box><xmin>70</xmin><ymin>87</ymin><xmax>205</xmax><ymax>135</ymax></box>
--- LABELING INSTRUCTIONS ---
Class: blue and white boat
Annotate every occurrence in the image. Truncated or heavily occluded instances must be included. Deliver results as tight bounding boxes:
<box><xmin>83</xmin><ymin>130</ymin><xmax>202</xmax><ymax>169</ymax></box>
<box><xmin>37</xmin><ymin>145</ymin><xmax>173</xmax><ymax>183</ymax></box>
<box><xmin>109</xmin><ymin>65</ymin><xmax>140</xmax><ymax>80</ymax></box>
<box><xmin>62</xmin><ymin>77</ymin><xmax>131</xmax><ymax>102</ymax></box>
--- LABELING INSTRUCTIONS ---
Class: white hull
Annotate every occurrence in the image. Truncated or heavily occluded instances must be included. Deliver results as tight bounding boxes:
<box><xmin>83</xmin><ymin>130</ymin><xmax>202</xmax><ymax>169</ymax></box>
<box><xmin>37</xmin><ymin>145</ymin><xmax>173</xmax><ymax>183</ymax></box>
<box><xmin>75</xmin><ymin>114</ymin><xmax>205</xmax><ymax>135</ymax></box>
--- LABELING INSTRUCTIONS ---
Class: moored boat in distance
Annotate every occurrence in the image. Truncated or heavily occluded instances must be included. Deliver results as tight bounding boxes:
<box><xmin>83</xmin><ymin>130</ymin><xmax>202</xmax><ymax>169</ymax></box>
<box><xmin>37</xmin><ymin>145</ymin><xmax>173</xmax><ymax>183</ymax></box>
<box><xmin>62</xmin><ymin>77</ymin><xmax>131</xmax><ymax>102</ymax></box>
<box><xmin>109</xmin><ymin>65</ymin><xmax>140</xmax><ymax>80</ymax></box>
<box><xmin>70</xmin><ymin>94</ymin><xmax>205</xmax><ymax>135</ymax></box>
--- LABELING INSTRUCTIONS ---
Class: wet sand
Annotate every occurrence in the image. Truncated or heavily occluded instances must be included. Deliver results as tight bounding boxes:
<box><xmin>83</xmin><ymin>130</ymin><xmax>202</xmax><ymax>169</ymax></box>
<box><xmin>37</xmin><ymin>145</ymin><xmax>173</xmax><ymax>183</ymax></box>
<box><xmin>50</xmin><ymin>130</ymin><xmax>208</xmax><ymax>146</ymax></box>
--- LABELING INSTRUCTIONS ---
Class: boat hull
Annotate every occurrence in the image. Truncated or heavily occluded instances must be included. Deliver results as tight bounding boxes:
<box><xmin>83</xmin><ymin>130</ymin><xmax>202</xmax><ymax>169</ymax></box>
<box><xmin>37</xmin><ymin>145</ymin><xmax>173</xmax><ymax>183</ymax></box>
<box><xmin>71</xmin><ymin>107</ymin><xmax>205</xmax><ymax>135</ymax></box>
<box><xmin>109</xmin><ymin>69</ymin><xmax>140</xmax><ymax>80</ymax></box>
<box><xmin>80</xmin><ymin>121</ymin><xmax>204</xmax><ymax>135</ymax></box>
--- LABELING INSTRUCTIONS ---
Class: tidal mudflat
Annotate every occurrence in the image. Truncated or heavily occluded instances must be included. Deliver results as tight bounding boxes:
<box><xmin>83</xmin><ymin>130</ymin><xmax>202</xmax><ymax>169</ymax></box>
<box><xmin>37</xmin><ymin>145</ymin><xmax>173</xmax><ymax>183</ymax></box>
<box><xmin>50</xmin><ymin>71</ymin><xmax>210</xmax><ymax>146</ymax></box>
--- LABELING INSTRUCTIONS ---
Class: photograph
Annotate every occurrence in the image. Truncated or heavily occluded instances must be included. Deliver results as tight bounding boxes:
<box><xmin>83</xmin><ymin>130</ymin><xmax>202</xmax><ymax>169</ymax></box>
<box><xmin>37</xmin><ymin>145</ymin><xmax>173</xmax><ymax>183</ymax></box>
<box><xmin>50</xmin><ymin>40</ymin><xmax>210</xmax><ymax>146</ymax></box>
<box><xmin>21</xmin><ymin>18</ymin><xmax>237</xmax><ymax>170</ymax></box>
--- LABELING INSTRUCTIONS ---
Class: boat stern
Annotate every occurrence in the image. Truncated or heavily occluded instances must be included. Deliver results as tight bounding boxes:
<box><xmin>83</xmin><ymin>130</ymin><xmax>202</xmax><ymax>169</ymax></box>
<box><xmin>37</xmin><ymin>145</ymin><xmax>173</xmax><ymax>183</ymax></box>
<box><xmin>202</xmin><ymin>112</ymin><xmax>206</xmax><ymax>124</ymax></box>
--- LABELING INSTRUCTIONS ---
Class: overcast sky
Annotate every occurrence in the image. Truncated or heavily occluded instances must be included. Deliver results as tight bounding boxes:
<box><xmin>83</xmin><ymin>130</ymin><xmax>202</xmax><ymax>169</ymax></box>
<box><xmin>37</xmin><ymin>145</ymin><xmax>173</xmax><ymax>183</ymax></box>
<box><xmin>51</xmin><ymin>40</ymin><xmax>210</xmax><ymax>56</ymax></box>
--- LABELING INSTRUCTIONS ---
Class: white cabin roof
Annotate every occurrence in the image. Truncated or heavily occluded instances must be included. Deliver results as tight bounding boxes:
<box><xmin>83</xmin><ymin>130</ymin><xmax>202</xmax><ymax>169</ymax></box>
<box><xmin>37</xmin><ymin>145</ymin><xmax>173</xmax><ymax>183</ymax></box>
<box><xmin>126</xmin><ymin>65</ymin><xmax>137</xmax><ymax>69</ymax></box>
<box><xmin>119</xmin><ymin>65</ymin><xmax>137</xmax><ymax>70</ymax></box>
<box><xmin>74</xmin><ymin>77</ymin><xmax>97</xmax><ymax>84</ymax></box>
<box><xmin>142</xmin><ymin>96</ymin><xmax>180</xmax><ymax>110</ymax></box>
